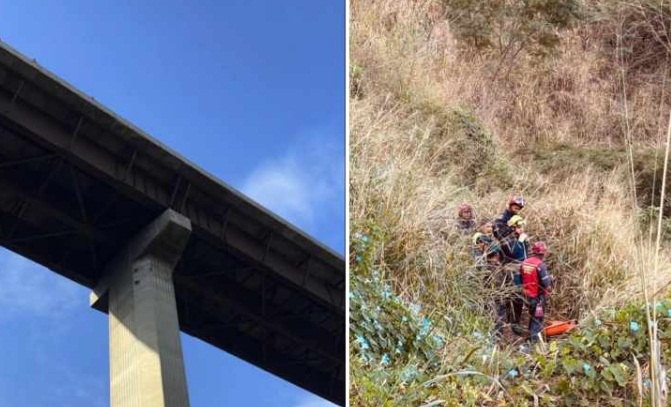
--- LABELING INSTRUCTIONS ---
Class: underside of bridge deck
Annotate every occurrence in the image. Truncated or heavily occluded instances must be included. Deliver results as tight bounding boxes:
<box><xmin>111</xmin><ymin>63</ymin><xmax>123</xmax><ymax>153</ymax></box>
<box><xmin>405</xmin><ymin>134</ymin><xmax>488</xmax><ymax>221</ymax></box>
<box><xmin>0</xmin><ymin>42</ymin><xmax>345</xmax><ymax>405</ymax></box>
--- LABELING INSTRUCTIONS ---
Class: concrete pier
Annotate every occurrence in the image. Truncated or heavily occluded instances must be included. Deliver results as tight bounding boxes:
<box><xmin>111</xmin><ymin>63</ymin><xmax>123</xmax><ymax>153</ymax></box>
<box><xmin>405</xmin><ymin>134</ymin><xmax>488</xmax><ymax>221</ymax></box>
<box><xmin>0</xmin><ymin>41</ymin><xmax>345</xmax><ymax>405</ymax></box>
<box><xmin>91</xmin><ymin>209</ymin><xmax>192</xmax><ymax>407</ymax></box>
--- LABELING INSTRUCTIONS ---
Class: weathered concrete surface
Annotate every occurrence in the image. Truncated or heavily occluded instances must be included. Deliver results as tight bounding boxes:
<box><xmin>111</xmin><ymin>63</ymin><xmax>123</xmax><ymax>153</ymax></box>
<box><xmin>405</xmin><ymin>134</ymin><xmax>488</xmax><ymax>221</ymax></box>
<box><xmin>93</xmin><ymin>209</ymin><xmax>192</xmax><ymax>407</ymax></box>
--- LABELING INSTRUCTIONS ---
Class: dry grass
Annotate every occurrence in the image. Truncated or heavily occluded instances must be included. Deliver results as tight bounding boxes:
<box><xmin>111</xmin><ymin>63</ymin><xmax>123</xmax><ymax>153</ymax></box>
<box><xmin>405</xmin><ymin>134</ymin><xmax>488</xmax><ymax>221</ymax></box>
<box><xmin>351</xmin><ymin>0</ymin><xmax>671</xmax><ymax>148</ymax></box>
<box><xmin>351</xmin><ymin>0</ymin><xmax>671</xmax><ymax>404</ymax></box>
<box><xmin>351</xmin><ymin>0</ymin><xmax>671</xmax><ymax>314</ymax></box>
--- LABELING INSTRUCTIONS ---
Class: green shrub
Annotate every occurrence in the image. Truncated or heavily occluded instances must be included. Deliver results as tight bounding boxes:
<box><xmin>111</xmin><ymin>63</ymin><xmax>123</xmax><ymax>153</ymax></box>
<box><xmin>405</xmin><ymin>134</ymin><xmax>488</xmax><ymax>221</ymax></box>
<box><xmin>523</xmin><ymin>142</ymin><xmax>671</xmax><ymax>216</ymax></box>
<box><xmin>529</xmin><ymin>300</ymin><xmax>671</xmax><ymax>405</ymax></box>
<box><xmin>350</xmin><ymin>230</ymin><xmax>445</xmax><ymax>367</ymax></box>
<box><xmin>351</xmin><ymin>295</ymin><xmax>671</xmax><ymax>406</ymax></box>
<box><xmin>430</xmin><ymin>107</ymin><xmax>513</xmax><ymax>191</ymax></box>
<box><xmin>443</xmin><ymin>0</ymin><xmax>582</xmax><ymax>55</ymax></box>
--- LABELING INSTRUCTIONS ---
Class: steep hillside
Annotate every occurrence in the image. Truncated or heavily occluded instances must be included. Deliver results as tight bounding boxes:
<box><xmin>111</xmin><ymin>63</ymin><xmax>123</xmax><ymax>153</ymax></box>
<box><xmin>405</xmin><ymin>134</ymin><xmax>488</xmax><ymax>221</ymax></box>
<box><xmin>350</xmin><ymin>1</ymin><xmax>671</xmax><ymax>405</ymax></box>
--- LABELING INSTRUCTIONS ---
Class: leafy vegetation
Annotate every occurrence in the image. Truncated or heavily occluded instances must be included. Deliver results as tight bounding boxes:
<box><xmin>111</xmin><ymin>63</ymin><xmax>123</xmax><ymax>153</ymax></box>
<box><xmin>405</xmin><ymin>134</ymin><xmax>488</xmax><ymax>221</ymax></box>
<box><xmin>351</xmin><ymin>240</ymin><xmax>671</xmax><ymax>405</ymax></box>
<box><xmin>350</xmin><ymin>0</ymin><xmax>671</xmax><ymax>405</ymax></box>
<box><xmin>432</xmin><ymin>108</ymin><xmax>512</xmax><ymax>191</ymax></box>
<box><xmin>521</xmin><ymin>142</ymin><xmax>671</xmax><ymax>217</ymax></box>
<box><xmin>350</xmin><ymin>229</ymin><xmax>445</xmax><ymax>367</ymax></box>
<box><xmin>444</xmin><ymin>0</ymin><xmax>582</xmax><ymax>56</ymax></box>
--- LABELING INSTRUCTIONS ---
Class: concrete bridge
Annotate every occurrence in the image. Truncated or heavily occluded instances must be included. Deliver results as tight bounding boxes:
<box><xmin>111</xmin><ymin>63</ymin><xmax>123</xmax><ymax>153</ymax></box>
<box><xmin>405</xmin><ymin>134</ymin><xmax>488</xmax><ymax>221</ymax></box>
<box><xmin>0</xmin><ymin>42</ymin><xmax>345</xmax><ymax>406</ymax></box>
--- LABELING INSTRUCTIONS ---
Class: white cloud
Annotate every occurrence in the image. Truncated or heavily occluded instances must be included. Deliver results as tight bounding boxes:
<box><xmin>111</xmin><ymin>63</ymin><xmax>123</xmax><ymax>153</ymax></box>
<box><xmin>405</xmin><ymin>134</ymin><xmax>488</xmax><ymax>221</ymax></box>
<box><xmin>242</xmin><ymin>132</ymin><xmax>344</xmax><ymax>232</ymax></box>
<box><xmin>291</xmin><ymin>394</ymin><xmax>338</xmax><ymax>407</ymax></box>
<box><xmin>244</xmin><ymin>164</ymin><xmax>315</xmax><ymax>223</ymax></box>
<box><xmin>0</xmin><ymin>248</ymin><xmax>82</xmax><ymax>319</ymax></box>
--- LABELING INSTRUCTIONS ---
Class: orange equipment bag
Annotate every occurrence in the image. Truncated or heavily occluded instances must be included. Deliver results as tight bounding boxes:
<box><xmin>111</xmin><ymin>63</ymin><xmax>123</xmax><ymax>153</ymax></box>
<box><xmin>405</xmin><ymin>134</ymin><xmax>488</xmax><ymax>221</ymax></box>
<box><xmin>544</xmin><ymin>320</ymin><xmax>578</xmax><ymax>337</ymax></box>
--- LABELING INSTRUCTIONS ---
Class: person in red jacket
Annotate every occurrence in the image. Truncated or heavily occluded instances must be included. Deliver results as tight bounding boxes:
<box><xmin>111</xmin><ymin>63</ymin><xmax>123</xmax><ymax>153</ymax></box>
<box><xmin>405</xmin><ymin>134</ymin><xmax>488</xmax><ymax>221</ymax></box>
<box><xmin>519</xmin><ymin>241</ymin><xmax>553</xmax><ymax>343</ymax></box>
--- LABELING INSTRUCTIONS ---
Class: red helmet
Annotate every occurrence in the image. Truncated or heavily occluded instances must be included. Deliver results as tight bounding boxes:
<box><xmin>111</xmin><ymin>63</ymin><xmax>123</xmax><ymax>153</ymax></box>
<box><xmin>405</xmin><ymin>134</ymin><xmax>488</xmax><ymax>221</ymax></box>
<box><xmin>531</xmin><ymin>241</ymin><xmax>548</xmax><ymax>256</ymax></box>
<box><xmin>508</xmin><ymin>195</ymin><xmax>525</xmax><ymax>209</ymax></box>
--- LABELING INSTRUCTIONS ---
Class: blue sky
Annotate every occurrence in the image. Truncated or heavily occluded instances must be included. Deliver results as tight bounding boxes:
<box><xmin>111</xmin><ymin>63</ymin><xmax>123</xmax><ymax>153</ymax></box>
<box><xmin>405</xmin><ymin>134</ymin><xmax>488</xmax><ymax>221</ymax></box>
<box><xmin>0</xmin><ymin>1</ymin><xmax>344</xmax><ymax>406</ymax></box>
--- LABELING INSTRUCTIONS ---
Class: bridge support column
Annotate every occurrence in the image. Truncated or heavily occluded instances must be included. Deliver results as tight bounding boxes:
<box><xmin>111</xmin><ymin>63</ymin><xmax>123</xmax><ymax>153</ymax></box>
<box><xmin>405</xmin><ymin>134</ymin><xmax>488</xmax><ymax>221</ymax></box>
<box><xmin>90</xmin><ymin>209</ymin><xmax>192</xmax><ymax>407</ymax></box>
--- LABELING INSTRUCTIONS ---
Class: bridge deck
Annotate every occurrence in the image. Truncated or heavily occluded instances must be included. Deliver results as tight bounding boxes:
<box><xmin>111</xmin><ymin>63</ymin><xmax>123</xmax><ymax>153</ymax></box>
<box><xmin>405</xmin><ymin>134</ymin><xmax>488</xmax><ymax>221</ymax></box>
<box><xmin>0</xmin><ymin>42</ymin><xmax>345</xmax><ymax>405</ymax></box>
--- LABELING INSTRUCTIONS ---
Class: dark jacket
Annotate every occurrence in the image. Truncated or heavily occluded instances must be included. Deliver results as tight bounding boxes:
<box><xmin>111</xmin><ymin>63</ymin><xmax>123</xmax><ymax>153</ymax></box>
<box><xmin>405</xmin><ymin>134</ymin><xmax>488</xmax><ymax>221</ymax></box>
<box><xmin>473</xmin><ymin>247</ymin><xmax>486</xmax><ymax>269</ymax></box>
<box><xmin>500</xmin><ymin>235</ymin><xmax>529</xmax><ymax>264</ymax></box>
<box><xmin>483</xmin><ymin>259</ymin><xmax>514</xmax><ymax>303</ymax></box>
<box><xmin>456</xmin><ymin>218</ymin><xmax>476</xmax><ymax>235</ymax></box>
<box><xmin>493</xmin><ymin>209</ymin><xmax>515</xmax><ymax>240</ymax></box>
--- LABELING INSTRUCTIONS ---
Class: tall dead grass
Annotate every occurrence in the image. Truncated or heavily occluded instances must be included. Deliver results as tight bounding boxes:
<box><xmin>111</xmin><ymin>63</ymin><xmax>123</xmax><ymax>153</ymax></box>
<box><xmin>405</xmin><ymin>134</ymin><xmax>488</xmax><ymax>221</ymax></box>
<box><xmin>350</xmin><ymin>0</ymin><xmax>671</xmax><ymax>330</ymax></box>
<box><xmin>352</xmin><ymin>0</ymin><xmax>671</xmax><ymax>404</ymax></box>
<box><xmin>351</xmin><ymin>0</ymin><xmax>671</xmax><ymax>148</ymax></box>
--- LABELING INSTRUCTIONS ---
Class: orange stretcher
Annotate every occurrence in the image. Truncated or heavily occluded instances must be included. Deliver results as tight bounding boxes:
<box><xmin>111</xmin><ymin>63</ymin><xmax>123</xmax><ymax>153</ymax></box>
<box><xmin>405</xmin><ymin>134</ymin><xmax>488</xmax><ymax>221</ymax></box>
<box><xmin>544</xmin><ymin>320</ymin><xmax>578</xmax><ymax>337</ymax></box>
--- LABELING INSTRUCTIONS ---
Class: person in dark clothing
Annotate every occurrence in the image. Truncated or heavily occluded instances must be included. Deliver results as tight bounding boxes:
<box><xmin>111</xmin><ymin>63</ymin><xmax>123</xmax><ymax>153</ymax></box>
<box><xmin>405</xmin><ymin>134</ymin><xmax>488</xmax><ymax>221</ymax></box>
<box><xmin>500</xmin><ymin>215</ymin><xmax>529</xmax><ymax>264</ymax></box>
<box><xmin>493</xmin><ymin>195</ymin><xmax>525</xmax><ymax>240</ymax></box>
<box><xmin>455</xmin><ymin>202</ymin><xmax>476</xmax><ymax>234</ymax></box>
<box><xmin>482</xmin><ymin>244</ymin><xmax>509</xmax><ymax>341</ymax></box>
<box><xmin>520</xmin><ymin>241</ymin><xmax>553</xmax><ymax>343</ymax></box>
<box><xmin>499</xmin><ymin>214</ymin><xmax>529</xmax><ymax>330</ymax></box>
<box><xmin>472</xmin><ymin>233</ymin><xmax>488</xmax><ymax>266</ymax></box>
<box><xmin>472</xmin><ymin>233</ymin><xmax>495</xmax><ymax>269</ymax></box>
<box><xmin>478</xmin><ymin>219</ymin><xmax>493</xmax><ymax>237</ymax></box>
<box><xmin>472</xmin><ymin>219</ymin><xmax>493</xmax><ymax>246</ymax></box>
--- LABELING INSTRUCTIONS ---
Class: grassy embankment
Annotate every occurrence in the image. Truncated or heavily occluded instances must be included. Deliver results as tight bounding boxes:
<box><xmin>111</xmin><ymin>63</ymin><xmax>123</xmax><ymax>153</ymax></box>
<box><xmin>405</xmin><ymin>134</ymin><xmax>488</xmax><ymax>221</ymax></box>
<box><xmin>350</xmin><ymin>1</ymin><xmax>671</xmax><ymax>405</ymax></box>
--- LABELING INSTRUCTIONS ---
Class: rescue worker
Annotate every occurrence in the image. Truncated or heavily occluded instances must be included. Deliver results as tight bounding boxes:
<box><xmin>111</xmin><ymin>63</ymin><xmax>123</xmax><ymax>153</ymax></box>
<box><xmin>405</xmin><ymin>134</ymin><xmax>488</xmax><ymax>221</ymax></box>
<box><xmin>477</xmin><ymin>219</ymin><xmax>493</xmax><ymax>238</ymax></box>
<box><xmin>455</xmin><ymin>202</ymin><xmax>476</xmax><ymax>234</ymax></box>
<box><xmin>472</xmin><ymin>219</ymin><xmax>492</xmax><ymax>244</ymax></box>
<box><xmin>482</xmin><ymin>244</ymin><xmax>509</xmax><ymax>341</ymax></box>
<box><xmin>500</xmin><ymin>215</ymin><xmax>529</xmax><ymax>264</ymax></box>
<box><xmin>500</xmin><ymin>214</ymin><xmax>529</xmax><ymax>330</ymax></box>
<box><xmin>472</xmin><ymin>233</ymin><xmax>494</xmax><ymax>268</ymax></box>
<box><xmin>493</xmin><ymin>195</ymin><xmax>525</xmax><ymax>240</ymax></box>
<box><xmin>519</xmin><ymin>241</ymin><xmax>553</xmax><ymax>343</ymax></box>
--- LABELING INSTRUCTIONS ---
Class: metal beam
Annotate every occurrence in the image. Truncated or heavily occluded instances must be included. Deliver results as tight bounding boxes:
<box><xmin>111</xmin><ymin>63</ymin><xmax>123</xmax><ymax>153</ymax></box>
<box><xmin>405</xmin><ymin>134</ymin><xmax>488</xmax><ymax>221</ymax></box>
<box><xmin>8</xmin><ymin>229</ymin><xmax>76</xmax><ymax>243</ymax></box>
<box><xmin>0</xmin><ymin>231</ymin><xmax>94</xmax><ymax>287</ymax></box>
<box><xmin>176</xmin><ymin>275</ymin><xmax>343</xmax><ymax>365</ymax></box>
<box><xmin>0</xmin><ymin>153</ymin><xmax>55</xmax><ymax>169</ymax></box>
<box><xmin>194</xmin><ymin>225</ymin><xmax>344</xmax><ymax>313</ymax></box>
<box><xmin>0</xmin><ymin>84</ymin><xmax>344</xmax><ymax>314</ymax></box>
<box><xmin>0</xmin><ymin>174</ymin><xmax>108</xmax><ymax>243</ymax></box>
<box><xmin>181</xmin><ymin>322</ymin><xmax>345</xmax><ymax>406</ymax></box>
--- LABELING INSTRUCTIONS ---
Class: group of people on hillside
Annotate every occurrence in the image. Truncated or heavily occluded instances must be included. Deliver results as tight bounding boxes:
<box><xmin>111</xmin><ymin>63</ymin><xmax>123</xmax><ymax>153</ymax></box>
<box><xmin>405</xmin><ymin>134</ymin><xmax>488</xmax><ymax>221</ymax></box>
<box><xmin>455</xmin><ymin>196</ymin><xmax>553</xmax><ymax>344</ymax></box>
